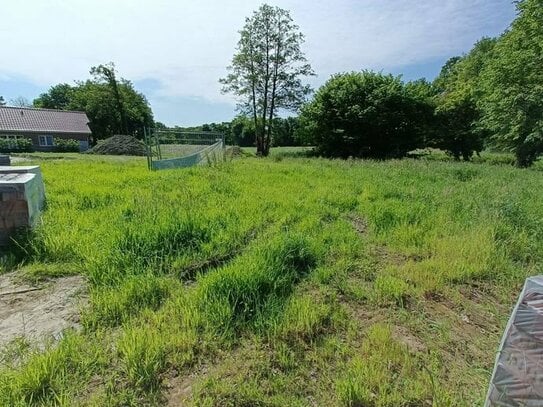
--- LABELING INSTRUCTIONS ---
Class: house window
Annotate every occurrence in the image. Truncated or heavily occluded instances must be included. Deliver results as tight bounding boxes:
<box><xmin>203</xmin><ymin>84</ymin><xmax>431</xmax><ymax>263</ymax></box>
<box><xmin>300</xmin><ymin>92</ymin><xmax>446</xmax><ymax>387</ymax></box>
<box><xmin>39</xmin><ymin>135</ymin><xmax>54</xmax><ymax>146</ymax></box>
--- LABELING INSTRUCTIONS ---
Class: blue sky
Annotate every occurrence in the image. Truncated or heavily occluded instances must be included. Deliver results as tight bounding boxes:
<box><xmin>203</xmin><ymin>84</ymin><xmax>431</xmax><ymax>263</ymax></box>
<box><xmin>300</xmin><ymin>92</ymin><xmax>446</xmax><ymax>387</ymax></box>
<box><xmin>1</xmin><ymin>0</ymin><xmax>516</xmax><ymax>126</ymax></box>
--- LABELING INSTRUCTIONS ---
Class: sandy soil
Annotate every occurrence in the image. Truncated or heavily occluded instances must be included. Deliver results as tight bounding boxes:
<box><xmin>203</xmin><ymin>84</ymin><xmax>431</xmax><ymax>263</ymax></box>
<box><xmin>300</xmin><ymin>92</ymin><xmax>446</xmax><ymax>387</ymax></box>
<box><xmin>0</xmin><ymin>273</ymin><xmax>86</xmax><ymax>349</ymax></box>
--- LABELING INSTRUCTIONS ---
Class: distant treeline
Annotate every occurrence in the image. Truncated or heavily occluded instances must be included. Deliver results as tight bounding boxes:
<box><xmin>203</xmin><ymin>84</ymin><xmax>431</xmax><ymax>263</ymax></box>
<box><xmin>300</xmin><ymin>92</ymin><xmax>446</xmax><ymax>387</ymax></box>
<box><xmin>162</xmin><ymin>0</ymin><xmax>542</xmax><ymax>167</ymax></box>
<box><xmin>30</xmin><ymin>1</ymin><xmax>541</xmax><ymax>166</ymax></box>
<box><xmin>155</xmin><ymin>116</ymin><xmax>305</xmax><ymax>148</ymax></box>
<box><xmin>298</xmin><ymin>0</ymin><xmax>542</xmax><ymax>167</ymax></box>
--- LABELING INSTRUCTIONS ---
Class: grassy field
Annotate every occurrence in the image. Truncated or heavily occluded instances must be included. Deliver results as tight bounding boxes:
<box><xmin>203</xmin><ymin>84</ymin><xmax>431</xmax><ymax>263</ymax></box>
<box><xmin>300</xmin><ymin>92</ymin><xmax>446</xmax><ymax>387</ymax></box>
<box><xmin>1</xmin><ymin>150</ymin><xmax>542</xmax><ymax>406</ymax></box>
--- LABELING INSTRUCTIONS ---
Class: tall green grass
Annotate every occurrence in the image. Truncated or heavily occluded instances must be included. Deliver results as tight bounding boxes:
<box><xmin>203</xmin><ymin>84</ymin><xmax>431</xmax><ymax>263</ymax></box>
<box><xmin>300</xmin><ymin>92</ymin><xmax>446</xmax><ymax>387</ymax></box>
<box><xmin>1</xmin><ymin>152</ymin><xmax>542</xmax><ymax>405</ymax></box>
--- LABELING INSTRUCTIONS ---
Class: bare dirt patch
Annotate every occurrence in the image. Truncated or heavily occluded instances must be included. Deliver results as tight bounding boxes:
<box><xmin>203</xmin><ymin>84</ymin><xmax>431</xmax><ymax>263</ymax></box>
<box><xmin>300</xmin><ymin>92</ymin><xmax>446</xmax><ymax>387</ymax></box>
<box><xmin>165</xmin><ymin>373</ymin><xmax>197</xmax><ymax>406</ymax></box>
<box><xmin>348</xmin><ymin>213</ymin><xmax>368</xmax><ymax>235</ymax></box>
<box><xmin>393</xmin><ymin>326</ymin><xmax>426</xmax><ymax>353</ymax></box>
<box><xmin>0</xmin><ymin>273</ymin><xmax>87</xmax><ymax>349</ymax></box>
<box><xmin>370</xmin><ymin>245</ymin><xmax>426</xmax><ymax>266</ymax></box>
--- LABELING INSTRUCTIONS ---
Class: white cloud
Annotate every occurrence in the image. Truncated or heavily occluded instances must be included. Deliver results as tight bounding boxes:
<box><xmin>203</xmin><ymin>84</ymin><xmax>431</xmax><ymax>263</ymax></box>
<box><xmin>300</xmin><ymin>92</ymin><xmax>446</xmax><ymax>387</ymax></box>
<box><xmin>0</xmin><ymin>0</ymin><xmax>515</xmax><ymax>104</ymax></box>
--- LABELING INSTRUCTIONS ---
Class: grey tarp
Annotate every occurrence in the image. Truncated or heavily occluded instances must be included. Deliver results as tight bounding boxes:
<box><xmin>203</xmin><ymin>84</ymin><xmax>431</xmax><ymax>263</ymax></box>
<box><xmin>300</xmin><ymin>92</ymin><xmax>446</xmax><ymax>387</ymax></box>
<box><xmin>486</xmin><ymin>276</ymin><xmax>543</xmax><ymax>406</ymax></box>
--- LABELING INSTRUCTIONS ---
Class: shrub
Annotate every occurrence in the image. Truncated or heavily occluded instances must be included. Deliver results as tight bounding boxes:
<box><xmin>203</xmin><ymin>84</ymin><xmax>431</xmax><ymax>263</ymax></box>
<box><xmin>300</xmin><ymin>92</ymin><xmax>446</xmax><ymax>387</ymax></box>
<box><xmin>298</xmin><ymin>71</ymin><xmax>432</xmax><ymax>159</ymax></box>
<box><xmin>336</xmin><ymin>324</ymin><xmax>429</xmax><ymax>406</ymax></box>
<box><xmin>54</xmin><ymin>138</ymin><xmax>80</xmax><ymax>152</ymax></box>
<box><xmin>0</xmin><ymin>138</ymin><xmax>33</xmax><ymax>153</ymax></box>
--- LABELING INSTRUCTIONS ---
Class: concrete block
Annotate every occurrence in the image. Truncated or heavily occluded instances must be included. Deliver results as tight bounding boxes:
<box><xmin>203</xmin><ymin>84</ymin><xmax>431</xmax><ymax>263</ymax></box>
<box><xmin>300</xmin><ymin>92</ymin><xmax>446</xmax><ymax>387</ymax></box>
<box><xmin>0</xmin><ymin>166</ymin><xmax>45</xmax><ymax>206</ymax></box>
<box><xmin>0</xmin><ymin>167</ymin><xmax>46</xmax><ymax>246</ymax></box>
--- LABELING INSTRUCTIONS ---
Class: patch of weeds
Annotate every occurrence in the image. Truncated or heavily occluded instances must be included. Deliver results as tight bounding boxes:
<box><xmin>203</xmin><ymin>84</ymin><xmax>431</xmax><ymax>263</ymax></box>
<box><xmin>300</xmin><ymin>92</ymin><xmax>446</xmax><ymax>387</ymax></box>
<box><xmin>336</xmin><ymin>324</ymin><xmax>430</xmax><ymax>406</ymax></box>
<box><xmin>20</xmin><ymin>262</ymin><xmax>83</xmax><ymax>282</ymax></box>
<box><xmin>373</xmin><ymin>274</ymin><xmax>411</xmax><ymax>306</ymax></box>
<box><xmin>451</xmin><ymin>167</ymin><xmax>479</xmax><ymax>182</ymax></box>
<box><xmin>114</xmin><ymin>216</ymin><xmax>212</xmax><ymax>273</ymax></box>
<box><xmin>83</xmin><ymin>274</ymin><xmax>174</xmax><ymax>330</ymax></box>
<box><xmin>196</xmin><ymin>234</ymin><xmax>319</xmax><ymax>337</ymax></box>
<box><xmin>0</xmin><ymin>333</ymin><xmax>106</xmax><ymax>406</ymax></box>
<box><xmin>117</xmin><ymin>326</ymin><xmax>167</xmax><ymax>394</ymax></box>
<box><xmin>268</xmin><ymin>293</ymin><xmax>332</xmax><ymax>345</ymax></box>
<box><xmin>76</xmin><ymin>192</ymin><xmax>116</xmax><ymax>210</ymax></box>
<box><xmin>0</xmin><ymin>337</ymin><xmax>32</xmax><ymax>368</ymax></box>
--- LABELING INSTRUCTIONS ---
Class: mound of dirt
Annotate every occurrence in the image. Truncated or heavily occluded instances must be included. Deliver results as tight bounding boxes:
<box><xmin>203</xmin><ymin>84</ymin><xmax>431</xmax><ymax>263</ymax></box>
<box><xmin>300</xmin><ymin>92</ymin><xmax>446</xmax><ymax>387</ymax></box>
<box><xmin>87</xmin><ymin>135</ymin><xmax>147</xmax><ymax>156</ymax></box>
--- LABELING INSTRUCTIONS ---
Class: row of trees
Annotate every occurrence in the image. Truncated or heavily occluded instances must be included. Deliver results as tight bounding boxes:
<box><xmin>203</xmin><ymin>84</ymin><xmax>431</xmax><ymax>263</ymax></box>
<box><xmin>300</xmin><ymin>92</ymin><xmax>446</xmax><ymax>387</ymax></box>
<box><xmin>33</xmin><ymin>63</ymin><xmax>154</xmax><ymax>143</ymax></box>
<box><xmin>223</xmin><ymin>1</ymin><xmax>542</xmax><ymax>166</ymax></box>
<box><xmin>302</xmin><ymin>0</ymin><xmax>543</xmax><ymax>166</ymax></box>
<box><xmin>160</xmin><ymin>116</ymin><xmax>302</xmax><ymax>147</ymax></box>
<box><xmin>226</xmin><ymin>116</ymin><xmax>301</xmax><ymax>147</ymax></box>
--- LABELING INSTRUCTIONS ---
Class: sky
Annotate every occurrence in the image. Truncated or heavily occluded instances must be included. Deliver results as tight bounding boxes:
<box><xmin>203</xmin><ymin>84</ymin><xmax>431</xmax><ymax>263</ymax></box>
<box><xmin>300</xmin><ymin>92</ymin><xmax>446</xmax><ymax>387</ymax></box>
<box><xmin>0</xmin><ymin>0</ymin><xmax>517</xmax><ymax>126</ymax></box>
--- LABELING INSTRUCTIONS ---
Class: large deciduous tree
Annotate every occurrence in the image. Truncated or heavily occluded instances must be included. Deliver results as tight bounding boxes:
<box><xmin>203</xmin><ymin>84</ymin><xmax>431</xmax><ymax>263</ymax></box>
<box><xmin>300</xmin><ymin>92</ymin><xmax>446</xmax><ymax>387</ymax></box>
<box><xmin>33</xmin><ymin>64</ymin><xmax>153</xmax><ymax>143</ymax></box>
<box><xmin>33</xmin><ymin>83</ymin><xmax>74</xmax><ymax>110</ymax></box>
<box><xmin>91</xmin><ymin>63</ymin><xmax>128</xmax><ymax>135</ymax></box>
<box><xmin>431</xmin><ymin>38</ymin><xmax>496</xmax><ymax>160</ymax></box>
<box><xmin>220</xmin><ymin>4</ymin><xmax>314</xmax><ymax>156</ymax></box>
<box><xmin>480</xmin><ymin>0</ymin><xmax>543</xmax><ymax>167</ymax></box>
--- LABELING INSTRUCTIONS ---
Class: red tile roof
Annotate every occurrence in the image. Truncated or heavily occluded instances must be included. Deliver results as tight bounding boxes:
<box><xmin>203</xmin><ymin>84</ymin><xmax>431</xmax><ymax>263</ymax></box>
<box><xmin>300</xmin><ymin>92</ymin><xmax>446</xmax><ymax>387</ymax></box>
<box><xmin>0</xmin><ymin>106</ymin><xmax>91</xmax><ymax>134</ymax></box>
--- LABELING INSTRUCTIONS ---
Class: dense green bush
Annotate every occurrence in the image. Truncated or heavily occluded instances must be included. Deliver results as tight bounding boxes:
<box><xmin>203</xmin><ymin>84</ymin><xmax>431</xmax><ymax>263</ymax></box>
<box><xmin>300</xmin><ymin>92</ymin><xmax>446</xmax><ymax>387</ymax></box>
<box><xmin>298</xmin><ymin>71</ymin><xmax>432</xmax><ymax>158</ymax></box>
<box><xmin>431</xmin><ymin>97</ymin><xmax>486</xmax><ymax>160</ymax></box>
<box><xmin>229</xmin><ymin>116</ymin><xmax>255</xmax><ymax>147</ymax></box>
<box><xmin>0</xmin><ymin>138</ymin><xmax>33</xmax><ymax>153</ymax></box>
<box><xmin>54</xmin><ymin>138</ymin><xmax>80</xmax><ymax>152</ymax></box>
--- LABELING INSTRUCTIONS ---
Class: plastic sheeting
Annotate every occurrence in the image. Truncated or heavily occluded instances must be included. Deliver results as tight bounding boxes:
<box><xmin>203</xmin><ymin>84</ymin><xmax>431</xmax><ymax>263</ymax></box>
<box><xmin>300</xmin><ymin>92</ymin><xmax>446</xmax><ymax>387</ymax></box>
<box><xmin>151</xmin><ymin>140</ymin><xmax>224</xmax><ymax>170</ymax></box>
<box><xmin>485</xmin><ymin>276</ymin><xmax>543</xmax><ymax>406</ymax></box>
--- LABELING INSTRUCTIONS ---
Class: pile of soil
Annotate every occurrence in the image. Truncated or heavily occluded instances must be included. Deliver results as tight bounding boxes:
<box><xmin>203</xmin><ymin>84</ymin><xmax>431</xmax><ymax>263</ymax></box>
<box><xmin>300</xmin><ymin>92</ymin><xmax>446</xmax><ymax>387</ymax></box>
<box><xmin>87</xmin><ymin>135</ymin><xmax>147</xmax><ymax>156</ymax></box>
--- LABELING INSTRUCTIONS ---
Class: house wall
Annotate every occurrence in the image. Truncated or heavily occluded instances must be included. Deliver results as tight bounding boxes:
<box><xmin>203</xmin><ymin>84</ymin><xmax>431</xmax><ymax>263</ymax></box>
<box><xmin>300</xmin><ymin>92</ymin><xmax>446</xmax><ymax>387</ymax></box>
<box><xmin>0</xmin><ymin>132</ymin><xmax>90</xmax><ymax>152</ymax></box>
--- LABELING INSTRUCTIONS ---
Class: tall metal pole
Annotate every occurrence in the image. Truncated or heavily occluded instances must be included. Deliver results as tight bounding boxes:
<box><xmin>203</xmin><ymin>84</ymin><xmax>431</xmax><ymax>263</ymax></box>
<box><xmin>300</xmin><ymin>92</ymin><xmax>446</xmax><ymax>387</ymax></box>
<box><xmin>155</xmin><ymin>129</ymin><xmax>162</xmax><ymax>161</ymax></box>
<box><xmin>144</xmin><ymin>127</ymin><xmax>151</xmax><ymax>170</ymax></box>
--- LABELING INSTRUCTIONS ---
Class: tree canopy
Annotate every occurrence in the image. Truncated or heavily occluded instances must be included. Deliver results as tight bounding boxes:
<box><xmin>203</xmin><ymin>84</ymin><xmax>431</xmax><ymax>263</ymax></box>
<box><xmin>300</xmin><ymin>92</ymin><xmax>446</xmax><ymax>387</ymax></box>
<box><xmin>427</xmin><ymin>39</ymin><xmax>497</xmax><ymax>160</ymax></box>
<box><xmin>34</xmin><ymin>64</ymin><xmax>153</xmax><ymax>142</ymax></box>
<box><xmin>220</xmin><ymin>4</ymin><xmax>313</xmax><ymax>156</ymax></box>
<box><xmin>9</xmin><ymin>96</ymin><xmax>32</xmax><ymax>107</ymax></box>
<box><xmin>479</xmin><ymin>0</ymin><xmax>543</xmax><ymax>166</ymax></box>
<box><xmin>298</xmin><ymin>71</ymin><xmax>431</xmax><ymax>158</ymax></box>
<box><xmin>297</xmin><ymin>0</ymin><xmax>542</xmax><ymax>166</ymax></box>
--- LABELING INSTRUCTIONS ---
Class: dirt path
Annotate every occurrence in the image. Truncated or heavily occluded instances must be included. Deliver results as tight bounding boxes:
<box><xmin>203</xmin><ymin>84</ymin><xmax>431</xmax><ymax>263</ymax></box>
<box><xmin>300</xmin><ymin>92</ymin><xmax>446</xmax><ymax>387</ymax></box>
<box><xmin>0</xmin><ymin>273</ymin><xmax>86</xmax><ymax>349</ymax></box>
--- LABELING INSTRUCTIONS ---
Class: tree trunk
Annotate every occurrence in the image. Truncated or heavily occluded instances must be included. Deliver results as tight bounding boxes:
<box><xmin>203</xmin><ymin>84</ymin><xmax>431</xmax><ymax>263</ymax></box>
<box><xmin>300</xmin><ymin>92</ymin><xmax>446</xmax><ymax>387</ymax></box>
<box><xmin>256</xmin><ymin>131</ymin><xmax>264</xmax><ymax>156</ymax></box>
<box><xmin>259</xmin><ymin>23</ymin><xmax>271</xmax><ymax>158</ymax></box>
<box><xmin>262</xmin><ymin>136</ymin><xmax>270</xmax><ymax>156</ymax></box>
